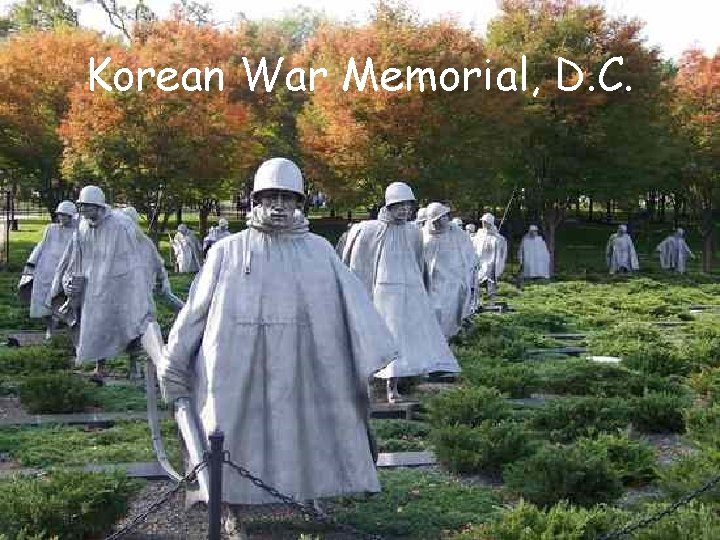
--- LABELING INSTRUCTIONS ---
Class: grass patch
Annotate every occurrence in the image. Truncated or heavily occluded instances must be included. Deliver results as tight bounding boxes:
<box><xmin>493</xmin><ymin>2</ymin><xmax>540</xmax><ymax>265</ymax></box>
<box><xmin>0</xmin><ymin>420</ymin><xmax>181</xmax><ymax>469</ymax></box>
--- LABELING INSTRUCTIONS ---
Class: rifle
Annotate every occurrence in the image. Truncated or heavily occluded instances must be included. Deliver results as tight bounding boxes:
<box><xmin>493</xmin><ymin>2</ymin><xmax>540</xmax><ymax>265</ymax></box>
<box><xmin>58</xmin><ymin>228</ymin><xmax>85</xmax><ymax>328</ymax></box>
<box><xmin>141</xmin><ymin>321</ymin><xmax>210</xmax><ymax>502</ymax></box>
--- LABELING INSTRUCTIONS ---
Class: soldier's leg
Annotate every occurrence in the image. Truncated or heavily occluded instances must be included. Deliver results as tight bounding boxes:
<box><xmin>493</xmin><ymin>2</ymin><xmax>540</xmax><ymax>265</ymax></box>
<box><xmin>386</xmin><ymin>377</ymin><xmax>402</xmax><ymax>403</ymax></box>
<box><xmin>222</xmin><ymin>505</ymin><xmax>248</xmax><ymax>540</ymax></box>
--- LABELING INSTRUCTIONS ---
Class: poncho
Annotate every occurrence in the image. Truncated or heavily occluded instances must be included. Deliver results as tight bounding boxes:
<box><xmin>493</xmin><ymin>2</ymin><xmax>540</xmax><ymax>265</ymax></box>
<box><xmin>518</xmin><ymin>235</ymin><xmax>551</xmax><ymax>279</ymax></box>
<box><xmin>423</xmin><ymin>223</ymin><xmax>478</xmax><ymax>338</ymax></box>
<box><xmin>26</xmin><ymin>222</ymin><xmax>75</xmax><ymax>318</ymax></box>
<box><xmin>49</xmin><ymin>210</ymin><xmax>154</xmax><ymax>363</ymax></box>
<box><xmin>473</xmin><ymin>226</ymin><xmax>508</xmax><ymax>284</ymax></box>
<box><xmin>657</xmin><ymin>235</ymin><xmax>693</xmax><ymax>273</ymax></box>
<box><xmin>162</xmin><ymin>209</ymin><xmax>397</xmax><ymax>504</ymax></box>
<box><xmin>342</xmin><ymin>208</ymin><xmax>460</xmax><ymax>379</ymax></box>
<box><xmin>606</xmin><ymin>233</ymin><xmax>639</xmax><ymax>274</ymax></box>
<box><xmin>173</xmin><ymin>231</ymin><xmax>203</xmax><ymax>272</ymax></box>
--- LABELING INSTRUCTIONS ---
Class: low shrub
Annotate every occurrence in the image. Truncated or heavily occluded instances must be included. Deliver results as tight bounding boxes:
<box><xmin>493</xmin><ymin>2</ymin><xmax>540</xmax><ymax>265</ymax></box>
<box><xmin>370</xmin><ymin>420</ymin><xmax>429</xmax><ymax>452</ymax></box>
<box><xmin>527</xmin><ymin>397</ymin><xmax>631</xmax><ymax>443</ymax></box>
<box><xmin>461</xmin><ymin>363</ymin><xmax>540</xmax><ymax>398</ymax></box>
<box><xmin>18</xmin><ymin>372</ymin><xmax>98</xmax><ymax>414</ymax></box>
<box><xmin>431</xmin><ymin>420</ymin><xmax>539</xmax><ymax>474</ymax></box>
<box><xmin>0</xmin><ymin>346</ymin><xmax>70</xmax><ymax>376</ymax></box>
<box><xmin>450</xmin><ymin>500</ymin><xmax>720</xmax><ymax>540</ymax></box>
<box><xmin>426</xmin><ymin>386</ymin><xmax>511</xmax><ymax>428</ymax></box>
<box><xmin>449</xmin><ymin>501</ymin><xmax>626</xmax><ymax>539</ymax></box>
<box><xmin>658</xmin><ymin>450</ymin><xmax>720</xmax><ymax>504</ymax></box>
<box><xmin>535</xmin><ymin>359</ymin><xmax>651</xmax><ymax>398</ymax></box>
<box><xmin>629</xmin><ymin>392</ymin><xmax>689</xmax><ymax>434</ymax></box>
<box><xmin>0</xmin><ymin>470</ymin><xmax>141</xmax><ymax>539</ymax></box>
<box><xmin>575</xmin><ymin>434</ymin><xmax>657</xmax><ymax>486</ymax></box>
<box><xmin>503</xmin><ymin>443</ymin><xmax>624</xmax><ymax>508</ymax></box>
<box><xmin>685</xmin><ymin>405</ymin><xmax>720</xmax><ymax>448</ymax></box>
<box><xmin>688</xmin><ymin>368</ymin><xmax>720</xmax><ymax>404</ymax></box>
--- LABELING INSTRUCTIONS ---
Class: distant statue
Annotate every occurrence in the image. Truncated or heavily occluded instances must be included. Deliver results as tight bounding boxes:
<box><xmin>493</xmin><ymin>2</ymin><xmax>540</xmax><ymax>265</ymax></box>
<box><xmin>335</xmin><ymin>222</ymin><xmax>354</xmax><ymax>257</ymax></box>
<box><xmin>202</xmin><ymin>218</ymin><xmax>231</xmax><ymax>256</ymax></box>
<box><xmin>465</xmin><ymin>223</ymin><xmax>477</xmax><ymax>239</ymax></box>
<box><xmin>422</xmin><ymin>203</ymin><xmax>478</xmax><ymax>338</ymax></box>
<box><xmin>157</xmin><ymin>158</ymin><xmax>397</xmax><ymax>534</ymax></box>
<box><xmin>19</xmin><ymin>200</ymin><xmax>77</xmax><ymax>340</ymax></box>
<box><xmin>172</xmin><ymin>224</ymin><xmax>203</xmax><ymax>273</ymax></box>
<box><xmin>606</xmin><ymin>224</ymin><xmax>639</xmax><ymax>275</ymax></box>
<box><xmin>342</xmin><ymin>182</ymin><xmax>460</xmax><ymax>403</ymax></box>
<box><xmin>518</xmin><ymin>225</ymin><xmax>551</xmax><ymax>279</ymax></box>
<box><xmin>48</xmin><ymin>186</ymin><xmax>153</xmax><ymax>383</ymax></box>
<box><xmin>472</xmin><ymin>213</ymin><xmax>508</xmax><ymax>301</ymax></box>
<box><xmin>656</xmin><ymin>228</ymin><xmax>694</xmax><ymax>274</ymax></box>
<box><xmin>415</xmin><ymin>206</ymin><xmax>428</xmax><ymax>228</ymax></box>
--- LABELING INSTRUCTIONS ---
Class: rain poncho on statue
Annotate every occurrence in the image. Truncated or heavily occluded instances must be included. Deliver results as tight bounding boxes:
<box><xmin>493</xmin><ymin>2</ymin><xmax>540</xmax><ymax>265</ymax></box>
<box><xmin>518</xmin><ymin>225</ymin><xmax>551</xmax><ymax>279</ymax></box>
<box><xmin>422</xmin><ymin>203</ymin><xmax>478</xmax><ymax>338</ymax></box>
<box><xmin>606</xmin><ymin>225</ymin><xmax>639</xmax><ymax>274</ymax></box>
<box><xmin>342</xmin><ymin>182</ymin><xmax>460</xmax><ymax>380</ymax></box>
<box><xmin>202</xmin><ymin>219</ymin><xmax>231</xmax><ymax>256</ymax></box>
<box><xmin>49</xmin><ymin>187</ymin><xmax>154</xmax><ymax>363</ymax></box>
<box><xmin>656</xmin><ymin>229</ymin><xmax>693</xmax><ymax>273</ymax></box>
<box><xmin>159</xmin><ymin>158</ymin><xmax>398</xmax><ymax>505</ymax></box>
<box><xmin>472</xmin><ymin>213</ymin><xmax>508</xmax><ymax>295</ymax></box>
<box><xmin>22</xmin><ymin>201</ymin><xmax>77</xmax><ymax>318</ymax></box>
<box><xmin>172</xmin><ymin>224</ymin><xmax>203</xmax><ymax>272</ymax></box>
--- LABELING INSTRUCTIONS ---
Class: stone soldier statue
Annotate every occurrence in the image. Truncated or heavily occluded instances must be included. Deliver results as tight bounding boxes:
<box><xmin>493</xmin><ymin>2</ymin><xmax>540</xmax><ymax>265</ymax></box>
<box><xmin>19</xmin><ymin>200</ymin><xmax>78</xmax><ymax>340</ymax></box>
<box><xmin>172</xmin><ymin>224</ymin><xmax>203</xmax><ymax>273</ymax></box>
<box><xmin>656</xmin><ymin>228</ymin><xmax>694</xmax><ymax>274</ymax></box>
<box><xmin>606</xmin><ymin>224</ymin><xmax>639</xmax><ymax>275</ymax></box>
<box><xmin>48</xmin><ymin>186</ymin><xmax>153</xmax><ymax>383</ymax></box>
<box><xmin>422</xmin><ymin>203</ymin><xmax>478</xmax><ymax>338</ymax></box>
<box><xmin>518</xmin><ymin>225</ymin><xmax>551</xmax><ymax>279</ymax></box>
<box><xmin>473</xmin><ymin>213</ymin><xmax>508</xmax><ymax>301</ymax></box>
<box><xmin>157</xmin><ymin>158</ymin><xmax>397</xmax><ymax>536</ymax></box>
<box><xmin>202</xmin><ymin>218</ymin><xmax>232</xmax><ymax>257</ymax></box>
<box><xmin>342</xmin><ymin>182</ymin><xmax>460</xmax><ymax>403</ymax></box>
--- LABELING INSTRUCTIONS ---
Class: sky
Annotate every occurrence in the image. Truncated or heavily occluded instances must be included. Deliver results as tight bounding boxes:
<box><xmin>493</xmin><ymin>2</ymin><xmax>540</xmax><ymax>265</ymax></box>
<box><xmin>1</xmin><ymin>0</ymin><xmax>718</xmax><ymax>61</ymax></box>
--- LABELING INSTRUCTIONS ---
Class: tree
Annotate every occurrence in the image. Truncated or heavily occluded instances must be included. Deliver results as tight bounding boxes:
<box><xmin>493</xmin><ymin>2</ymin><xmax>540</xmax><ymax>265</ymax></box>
<box><xmin>0</xmin><ymin>28</ymin><xmax>116</xmax><ymax>212</ymax></box>
<box><xmin>7</xmin><ymin>0</ymin><xmax>78</xmax><ymax>31</ymax></box>
<box><xmin>60</xmin><ymin>19</ymin><xmax>261</xmax><ymax>237</ymax></box>
<box><xmin>673</xmin><ymin>48</ymin><xmax>720</xmax><ymax>272</ymax></box>
<box><xmin>297</xmin><ymin>2</ymin><xmax>519</xmax><ymax>210</ymax></box>
<box><xmin>486</xmin><ymin>0</ymin><xmax>671</xmax><ymax>270</ymax></box>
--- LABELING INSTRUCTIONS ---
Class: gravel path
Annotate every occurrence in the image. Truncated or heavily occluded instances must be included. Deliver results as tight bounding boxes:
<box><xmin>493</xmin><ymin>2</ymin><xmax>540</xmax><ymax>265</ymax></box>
<box><xmin>111</xmin><ymin>480</ymin><xmax>369</xmax><ymax>539</ymax></box>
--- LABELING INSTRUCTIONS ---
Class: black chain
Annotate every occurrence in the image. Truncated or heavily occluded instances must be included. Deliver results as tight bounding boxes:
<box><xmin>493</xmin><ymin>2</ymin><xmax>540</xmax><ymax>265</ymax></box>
<box><xmin>597</xmin><ymin>472</ymin><xmax>720</xmax><ymax>540</ymax></box>
<box><xmin>223</xmin><ymin>454</ymin><xmax>384</xmax><ymax>540</ymax></box>
<box><xmin>103</xmin><ymin>460</ymin><xmax>208</xmax><ymax>540</ymax></box>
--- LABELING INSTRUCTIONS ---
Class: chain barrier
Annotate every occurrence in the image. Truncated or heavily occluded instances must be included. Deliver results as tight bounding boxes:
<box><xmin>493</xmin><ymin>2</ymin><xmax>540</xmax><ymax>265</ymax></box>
<box><xmin>103</xmin><ymin>459</ymin><xmax>208</xmax><ymax>540</ymax></box>
<box><xmin>223</xmin><ymin>454</ymin><xmax>385</xmax><ymax>540</ymax></box>
<box><xmin>597</xmin><ymin>472</ymin><xmax>720</xmax><ymax>540</ymax></box>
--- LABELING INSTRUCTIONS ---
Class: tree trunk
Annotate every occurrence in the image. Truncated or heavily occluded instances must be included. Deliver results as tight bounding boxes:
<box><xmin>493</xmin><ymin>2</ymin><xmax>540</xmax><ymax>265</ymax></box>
<box><xmin>588</xmin><ymin>197</ymin><xmax>594</xmax><ymax>222</ymax></box>
<box><xmin>606</xmin><ymin>201</ymin><xmax>612</xmax><ymax>223</ymax></box>
<box><xmin>659</xmin><ymin>194</ymin><xmax>666</xmax><ymax>223</ymax></box>
<box><xmin>176</xmin><ymin>206</ymin><xmax>182</xmax><ymax>226</ymax></box>
<box><xmin>673</xmin><ymin>195</ymin><xmax>681</xmax><ymax>229</ymax></box>
<box><xmin>701</xmin><ymin>208</ymin><xmax>715</xmax><ymax>273</ymax></box>
<box><xmin>199</xmin><ymin>199</ymin><xmax>213</xmax><ymax>238</ymax></box>
<box><xmin>541</xmin><ymin>203</ymin><xmax>564</xmax><ymax>275</ymax></box>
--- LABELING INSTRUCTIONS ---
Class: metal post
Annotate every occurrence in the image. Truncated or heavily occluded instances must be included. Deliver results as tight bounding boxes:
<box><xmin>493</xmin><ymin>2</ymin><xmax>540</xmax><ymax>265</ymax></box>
<box><xmin>4</xmin><ymin>190</ymin><xmax>10</xmax><ymax>269</ymax></box>
<box><xmin>207</xmin><ymin>429</ymin><xmax>224</xmax><ymax>540</ymax></box>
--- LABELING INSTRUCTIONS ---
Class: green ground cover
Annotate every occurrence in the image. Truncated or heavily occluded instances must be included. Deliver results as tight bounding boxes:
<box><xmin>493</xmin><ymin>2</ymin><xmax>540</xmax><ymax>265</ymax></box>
<box><xmin>1</xmin><ymin>217</ymin><xmax>720</xmax><ymax>538</ymax></box>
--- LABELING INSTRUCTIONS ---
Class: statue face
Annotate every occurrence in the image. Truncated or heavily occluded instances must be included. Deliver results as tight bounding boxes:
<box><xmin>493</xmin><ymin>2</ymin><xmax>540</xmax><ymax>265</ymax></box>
<box><xmin>57</xmin><ymin>214</ymin><xmax>72</xmax><ymax>227</ymax></box>
<box><xmin>257</xmin><ymin>189</ymin><xmax>299</xmax><ymax>229</ymax></box>
<box><xmin>387</xmin><ymin>201</ymin><xmax>414</xmax><ymax>223</ymax></box>
<box><xmin>430</xmin><ymin>214</ymin><xmax>450</xmax><ymax>232</ymax></box>
<box><xmin>482</xmin><ymin>220</ymin><xmax>493</xmax><ymax>230</ymax></box>
<box><xmin>529</xmin><ymin>230</ymin><xmax>537</xmax><ymax>237</ymax></box>
<box><xmin>78</xmin><ymin>203</ymin><xmax>103</xmax><ymax>226</ymax></box>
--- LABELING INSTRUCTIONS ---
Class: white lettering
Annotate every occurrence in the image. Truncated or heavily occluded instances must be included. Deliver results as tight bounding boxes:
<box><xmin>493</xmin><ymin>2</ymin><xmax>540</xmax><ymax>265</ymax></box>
<box><xmin>89</xmin><ymin>57</ymin><xmax>113</xmax><ymax>92</ymax></box>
